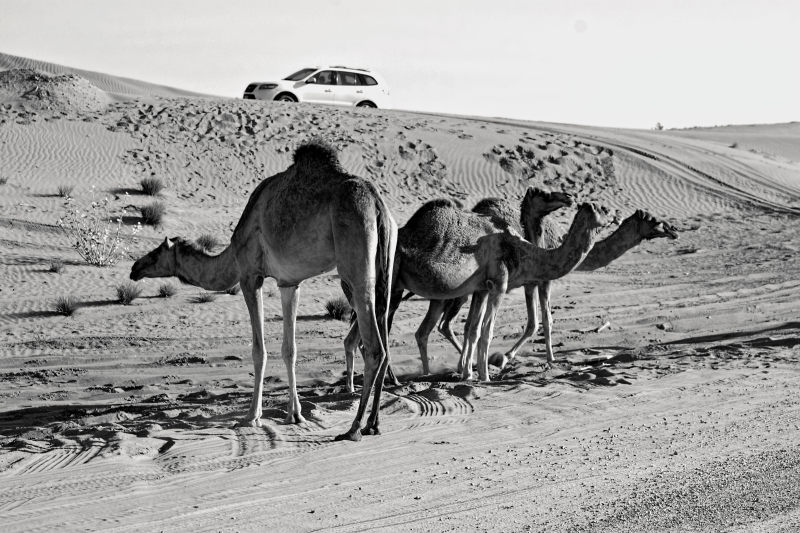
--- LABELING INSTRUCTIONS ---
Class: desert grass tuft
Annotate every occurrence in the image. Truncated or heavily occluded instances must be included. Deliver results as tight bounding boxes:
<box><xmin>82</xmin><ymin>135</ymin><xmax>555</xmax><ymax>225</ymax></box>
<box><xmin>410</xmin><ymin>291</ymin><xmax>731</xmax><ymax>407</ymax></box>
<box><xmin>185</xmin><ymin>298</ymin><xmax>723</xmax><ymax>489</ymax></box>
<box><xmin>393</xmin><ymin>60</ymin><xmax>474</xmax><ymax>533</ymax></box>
<box><xmin>140</xmin><ymin>177</ymin><xmax>165</xmax><ymax>196</ymax></box>
<box><xmin>190</xmin><ymin>292</ymin><xmax>217</xmax><ymax>304</ymax></box>
<box><xmin>324</xmin><ymin>296</ymin><xmax>352</xmax><ymax>321</ymax></box>
<box><xmin>116</xmin><ymin>281</ymin><xmax>142</xmax><ymax>305</ymax></box>
<box><xmin>158</xmin><ymin>283</ymin><xmax>177</xmax><ymax>298</ymax></box>
<box><xmin>196</xmin><ymin>234</ymin><xmax>219</xmax><ymax>252</ymax></box>
<box><xmin>57</xmin><ymin>184</ymin><xmax>75</xmax><ymax>198</ymax></box>
<box><xmin>53</xmin><ymin>295</ymin><xmax>78</xmax><ymax>316</ymax></box>
<box><xmin>140</xmin><ymin>201</ymin><xmax>166</xmax><ymax>226</ymax></box>
<box><xmin>225</xmin><ymin>284</ymin><xmax>241</xmax><ymax>295</ymax></box>
<box><xmin>48</xmin><ymin>259</ymin><xmax>65</xmax><ymax>273</ymax></box>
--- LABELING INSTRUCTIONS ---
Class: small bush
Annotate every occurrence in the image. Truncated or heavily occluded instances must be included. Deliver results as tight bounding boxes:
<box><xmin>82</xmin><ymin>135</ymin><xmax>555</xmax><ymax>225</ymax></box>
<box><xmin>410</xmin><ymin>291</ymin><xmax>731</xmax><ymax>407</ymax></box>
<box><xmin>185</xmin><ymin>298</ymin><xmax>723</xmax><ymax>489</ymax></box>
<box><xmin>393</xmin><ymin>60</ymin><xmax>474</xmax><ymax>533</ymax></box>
<box><xmin>325</xmin><ymin>296</ymin><xmax>352</xmax><ymax>321</ymax></box>
<box><xmin>57</xmin><ymin>184</ymin><xmax>75</xmax><ymax>198</ymax></box>
<box><xmin>48</xmin><ymin>259</ymin><xmax>64</xmax><ymax>273</ymax></box>
<box><xmin>190</xmin><ymin>293</ymin><xmax>217</xmax><ymax>304</ymax></box>
<box><xmin>729</xmin><ymin>142</ymin><xmax>738</xmax><ymax>149</ymax></box>
<box><xmin>53</xmin><ymin>295</ymin><xmax>78</xmax><ymax>316</ymax></box>
<box><xmin>0</xmin><ymin>176</ymin><xmax>8</xmax><ymax>185</ymax></box>
<box><xmin>140</xmin><ymin>177</ymin><xmax>164</xmax><ymax>196</ymax></box>
<box><xmin>58</xmin><ymin>195</ymin><xmax>141</xmax><ymax>267</ymax></box>
<box><xmin>140</xmin><ymin>201</ymin><xmax>166</xmax><ymax>226</ymax></box>
<box><xmin>116</xmin><ymin>281</ymin><xmax>142</xmax><ymax>305</ymax></box>
<box><xmin>158</xmin><ymin>283</ymin><xmax>177</xmax><ymax>298</ymax></box>
<box><xmin>196</xmin><ymin>234</ymin><xmax>218</xmax><ymax>252</ymax></box>
<box><xmin>225</xmin><ymin>284</ymin><xmax>241</xmax><ymax>295</ymax></box>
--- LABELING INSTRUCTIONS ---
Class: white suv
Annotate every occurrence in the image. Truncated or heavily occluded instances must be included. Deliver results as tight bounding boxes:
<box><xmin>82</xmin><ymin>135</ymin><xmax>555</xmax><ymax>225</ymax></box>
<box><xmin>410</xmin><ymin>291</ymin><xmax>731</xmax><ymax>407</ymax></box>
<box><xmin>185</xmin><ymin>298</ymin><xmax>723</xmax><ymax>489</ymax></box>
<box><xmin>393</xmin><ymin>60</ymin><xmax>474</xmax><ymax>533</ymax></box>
<box><xmin>243</xmin><ymin>66</ymin><xmax>391</xmax><ymax>108</ymax></box>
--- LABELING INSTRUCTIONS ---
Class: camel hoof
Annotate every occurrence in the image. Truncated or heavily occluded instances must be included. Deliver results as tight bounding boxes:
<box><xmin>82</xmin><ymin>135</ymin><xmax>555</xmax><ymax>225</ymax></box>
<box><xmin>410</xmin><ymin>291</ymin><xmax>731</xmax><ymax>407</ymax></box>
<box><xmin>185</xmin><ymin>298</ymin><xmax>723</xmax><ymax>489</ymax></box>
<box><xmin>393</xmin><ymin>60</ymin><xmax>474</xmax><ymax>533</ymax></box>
<box><xmin>334</xmin><ymin>430</ymin><xmax>362</xmax><ymax>442</ymax></box>
<box><xmin>284</xmin><ymin>413</ymin><xmax>307</xmax><ymax>425</ymax></box>
<box><xmin>488</xmin><ymin>352</ymin><xmax>509</xmax><ymax>369</ymax></box>
<box><xmin>236</xmin><ymin>417</ymin><xmax>262</xmax><ymax>428</ymax></box>
<box><xmin>361</xmin><ymin>425</ymin><xmax>381</xmax><ymax>436</ymax></box>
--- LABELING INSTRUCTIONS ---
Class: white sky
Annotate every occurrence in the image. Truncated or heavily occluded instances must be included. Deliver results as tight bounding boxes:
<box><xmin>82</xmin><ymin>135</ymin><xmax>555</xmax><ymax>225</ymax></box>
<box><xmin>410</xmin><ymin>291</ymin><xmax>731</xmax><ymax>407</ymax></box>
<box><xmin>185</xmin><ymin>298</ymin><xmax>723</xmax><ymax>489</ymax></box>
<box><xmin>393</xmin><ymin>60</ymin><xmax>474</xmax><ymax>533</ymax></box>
<box><xmin>2</xmin><ymin>0</ymin><xmax>798</xmax><ymax>128</ymax></box>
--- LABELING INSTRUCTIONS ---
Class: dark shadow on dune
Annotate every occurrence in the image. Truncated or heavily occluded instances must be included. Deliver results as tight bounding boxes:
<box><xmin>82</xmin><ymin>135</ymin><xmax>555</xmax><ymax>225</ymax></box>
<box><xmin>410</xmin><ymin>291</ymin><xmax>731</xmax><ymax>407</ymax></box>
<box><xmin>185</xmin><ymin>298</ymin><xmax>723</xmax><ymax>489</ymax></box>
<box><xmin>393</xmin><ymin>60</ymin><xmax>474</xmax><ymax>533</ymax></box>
<box><xmin>109</xmin><ymin>187</ymin><xmax>144</xmax><ymax>196</ymax></box>
<box><xmin>265</xmin><ymin>313</ymin><xmax>334</xmax><ymax>322</ymax></box>
<box><xmin>5</xmin><ymin>310</ymin><xmax>61</xmax><ymax>320</ymax></box>
<box><xmin>662</xmin><ymin>322</ymin><xmax>800</xmax><ymax>346</ymax></box>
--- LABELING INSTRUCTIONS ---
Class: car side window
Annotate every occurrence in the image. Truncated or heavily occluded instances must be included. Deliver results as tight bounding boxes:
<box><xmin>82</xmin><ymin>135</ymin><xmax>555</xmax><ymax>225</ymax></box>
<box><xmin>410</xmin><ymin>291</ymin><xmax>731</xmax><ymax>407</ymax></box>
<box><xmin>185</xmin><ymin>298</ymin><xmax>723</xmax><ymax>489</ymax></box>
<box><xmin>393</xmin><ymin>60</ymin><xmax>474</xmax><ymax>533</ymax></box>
<box><xmin>338</xmin><ymin>71</ymin><xmax>359</xmax><ymax>86</ymax></box>
<box><xmin>358</xmin><ymin>74</ymin><xmax>378</xmax><ymax>86</ymax></box>
<box><xmin>315</xmin><ymin>70</ymin><xmax>337</xmax><ymax>85</ymax></box>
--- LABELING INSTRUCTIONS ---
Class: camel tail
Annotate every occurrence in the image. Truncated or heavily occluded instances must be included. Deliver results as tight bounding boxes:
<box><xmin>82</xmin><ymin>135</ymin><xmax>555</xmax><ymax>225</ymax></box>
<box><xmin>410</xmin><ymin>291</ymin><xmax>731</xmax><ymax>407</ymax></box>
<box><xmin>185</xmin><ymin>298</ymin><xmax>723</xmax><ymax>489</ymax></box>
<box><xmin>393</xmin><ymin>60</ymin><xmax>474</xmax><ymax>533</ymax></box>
<box><xmin>374</xmin><ymin>196</ymin><xmax>397</xmax><ymax>361</ymax></box>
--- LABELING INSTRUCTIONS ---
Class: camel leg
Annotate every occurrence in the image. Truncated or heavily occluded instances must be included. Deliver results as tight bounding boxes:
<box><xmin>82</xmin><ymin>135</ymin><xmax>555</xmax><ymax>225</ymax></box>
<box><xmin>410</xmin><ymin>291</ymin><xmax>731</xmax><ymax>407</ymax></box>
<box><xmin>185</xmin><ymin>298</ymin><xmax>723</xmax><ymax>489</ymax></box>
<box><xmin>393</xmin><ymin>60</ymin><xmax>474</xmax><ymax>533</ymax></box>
<box><xmin>343</xmin><ymin>320</ymin><xmax>359</xmax><ymax>394</ymax></box>
<box><xmin>240</xmin><ymin>276</ymin><xmax>266</xmax><ymax>427</ymax></box>
<box><xmin>504</xmin><ymin>284</ymin><xmax>540</xmax><ymax>362</ymax></box>
<box><xmin>460</xmin><ymin>291</ymin><xmax>488</xmax><ymax>381</ymax></box>
<box><xmin>362</xmin><ymin>342</ymin><xmax>390</xmax><ymax>435</ymax></box>
<box><xmin>279</xmin><ymin>285</ymin><xmax>306</xmax><ymax>424</ymax></box>
<box><xmin>538</xmin><ymin>280</ymin><xmax>555</xmax><ymax>364</ymax></box>
<box><xmin>477</xmin><ymin>287</ymin><xmax>505</xmax><ymax>381</ymax></box>
<box><xmin>383</xmin><ymin>289</ymin><xmax>403</xmax><ymax>386</ymax></box>
<box><xmin>335</xmin><ymin>283</ymin><xmax>385</xmax><ymax>441</ymax></box>
<box><xmin>438</xmin><ymin>296</ymin><xmax>467</xmax><ymax>354</ymax></box>
<box><xmin>415</xmin><ymin>299</ymin><xmax>447</xmax><ymax>375</ymax></box>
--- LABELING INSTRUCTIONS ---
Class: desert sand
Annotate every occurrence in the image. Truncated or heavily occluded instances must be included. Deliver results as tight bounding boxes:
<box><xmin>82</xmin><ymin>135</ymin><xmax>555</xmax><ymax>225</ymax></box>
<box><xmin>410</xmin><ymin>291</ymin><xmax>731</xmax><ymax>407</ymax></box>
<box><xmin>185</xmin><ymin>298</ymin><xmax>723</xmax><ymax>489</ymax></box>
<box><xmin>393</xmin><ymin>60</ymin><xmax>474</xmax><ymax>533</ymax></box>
<box><xmin>1</xmin><ymin>53</ymin><xmax>799</xmax><ymax>532</ymax></box>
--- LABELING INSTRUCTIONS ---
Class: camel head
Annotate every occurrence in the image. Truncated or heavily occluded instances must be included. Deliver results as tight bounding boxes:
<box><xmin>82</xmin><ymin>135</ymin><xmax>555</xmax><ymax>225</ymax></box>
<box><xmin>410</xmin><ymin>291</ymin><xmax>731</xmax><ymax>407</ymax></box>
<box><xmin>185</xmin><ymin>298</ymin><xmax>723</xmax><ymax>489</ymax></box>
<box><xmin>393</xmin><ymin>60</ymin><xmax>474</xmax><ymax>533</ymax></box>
<box><xmin>631</xmin><ymin>210</ymin><xmax>679</xmax><ymax>240</ymax></box>
<box><xmin>575</xmin><ymin>202</ymin><xmax>613</xmax><ymax>230</ymax></box>
<box><xmin>130</xmin><ymin>237</ymin><xmax>179</xmax><ymax>281</ymax></box>
<box><xmin>521</xmin><ymin>187</ymin><xmax>574</xmax><ymax>216</ymax></box>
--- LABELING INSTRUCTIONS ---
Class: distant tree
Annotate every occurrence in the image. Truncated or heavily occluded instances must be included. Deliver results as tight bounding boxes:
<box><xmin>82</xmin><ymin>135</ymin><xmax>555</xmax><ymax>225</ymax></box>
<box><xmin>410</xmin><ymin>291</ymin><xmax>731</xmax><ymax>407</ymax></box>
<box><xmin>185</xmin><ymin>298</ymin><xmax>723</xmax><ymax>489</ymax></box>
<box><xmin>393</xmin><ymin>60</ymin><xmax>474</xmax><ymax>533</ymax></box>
<box><xmin>654</xmin><ymin>122</ymin><xmax>664</xmax><ymax>131</ymax></box>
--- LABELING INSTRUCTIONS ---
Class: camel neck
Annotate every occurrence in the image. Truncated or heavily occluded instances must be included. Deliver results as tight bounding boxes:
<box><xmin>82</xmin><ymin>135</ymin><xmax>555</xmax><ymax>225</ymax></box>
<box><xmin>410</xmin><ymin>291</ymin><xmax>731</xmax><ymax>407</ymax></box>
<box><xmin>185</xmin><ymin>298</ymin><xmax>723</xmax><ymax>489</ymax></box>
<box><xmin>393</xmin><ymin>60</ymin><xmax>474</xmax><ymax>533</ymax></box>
<box><xmin>576</xmin><ymin>218</ymin><xmax>641</xmax><ymax>271</ymax></box>
<box><xmin>174</xmin><ymin>243</ymin><xmax>240</xmax><ymax>291</ymax></box>
<box><xmin>510</xmin><ymin>213</ymin><xmax>601</xmax><ymax>288</ymax></box>
<box><xmin>521</xmin><ymin>212</ymin><xmax>549</xmax><ymax>246</ymax></box>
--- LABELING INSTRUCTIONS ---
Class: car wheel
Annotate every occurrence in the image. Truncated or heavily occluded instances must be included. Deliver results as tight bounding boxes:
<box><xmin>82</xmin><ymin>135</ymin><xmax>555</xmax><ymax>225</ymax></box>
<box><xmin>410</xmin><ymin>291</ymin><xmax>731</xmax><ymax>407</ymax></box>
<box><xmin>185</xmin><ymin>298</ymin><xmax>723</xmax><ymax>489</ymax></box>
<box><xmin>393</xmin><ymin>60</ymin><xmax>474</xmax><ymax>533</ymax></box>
<box><xmin>356</xmin><ymin>101</ymin><xmax>377</xmax><ymax>108</ymax></box>
<box><xmin>275</xmin><ymin>93</ymin><xmax>297</xmax><ymax>103</ymax></box>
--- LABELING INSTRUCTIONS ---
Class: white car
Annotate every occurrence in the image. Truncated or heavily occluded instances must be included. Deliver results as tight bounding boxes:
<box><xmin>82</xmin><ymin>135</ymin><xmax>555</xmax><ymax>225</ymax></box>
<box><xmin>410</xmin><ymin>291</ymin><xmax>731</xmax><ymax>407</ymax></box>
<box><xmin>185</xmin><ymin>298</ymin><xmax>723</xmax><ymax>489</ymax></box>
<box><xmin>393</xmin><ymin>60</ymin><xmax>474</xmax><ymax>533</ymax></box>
<box><xmin>243</xmin><ymin>66</ymin><xmax>391</xmax><ymax>108</ymax></box>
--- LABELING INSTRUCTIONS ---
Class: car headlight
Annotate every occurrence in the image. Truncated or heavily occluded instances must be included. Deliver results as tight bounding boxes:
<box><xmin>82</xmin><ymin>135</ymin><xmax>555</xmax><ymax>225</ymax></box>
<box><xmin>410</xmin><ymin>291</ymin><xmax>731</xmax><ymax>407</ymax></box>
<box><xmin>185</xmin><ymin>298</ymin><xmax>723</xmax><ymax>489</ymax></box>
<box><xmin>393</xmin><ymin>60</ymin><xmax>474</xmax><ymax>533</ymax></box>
<box><xmin>259</xmin><ymin>83</ymin><xmax>278</xmax><ymax>90</ymax></box>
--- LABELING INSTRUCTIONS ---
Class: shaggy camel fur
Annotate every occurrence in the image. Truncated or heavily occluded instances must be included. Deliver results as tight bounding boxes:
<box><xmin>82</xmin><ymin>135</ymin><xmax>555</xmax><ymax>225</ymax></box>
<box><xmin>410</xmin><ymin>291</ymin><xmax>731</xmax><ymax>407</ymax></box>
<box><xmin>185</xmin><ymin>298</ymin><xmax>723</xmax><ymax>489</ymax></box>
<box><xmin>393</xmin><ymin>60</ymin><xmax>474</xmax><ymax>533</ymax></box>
<box><xmin>439</xmin><ymin>207</ymin><xmax>679</xmax><ymax>368</ymax></box>
<box><xmin>342</xmin><ymin>189</ymin><xmax>572</xmax><ymax>391</ymax></box>
<box><xmin>458</xmin><ymin>202</ymin><xmax>612</xmax><ymax>380</ymax></box>
<box><xmin>130</xmin><ymin>142</ymin><xmax>397</xmax><ymax>441</ymax></box>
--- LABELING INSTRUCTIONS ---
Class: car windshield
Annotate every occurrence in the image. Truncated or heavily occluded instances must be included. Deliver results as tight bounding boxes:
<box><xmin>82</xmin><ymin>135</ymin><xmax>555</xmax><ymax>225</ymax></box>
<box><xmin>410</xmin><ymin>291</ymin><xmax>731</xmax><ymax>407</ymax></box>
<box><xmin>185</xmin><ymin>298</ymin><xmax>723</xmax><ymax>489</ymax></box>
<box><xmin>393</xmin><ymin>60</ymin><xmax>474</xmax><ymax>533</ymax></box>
<box><xmin>284</xmin><ymin>68</ymin><xmax>317</xmax><ymax>81</ymax></box>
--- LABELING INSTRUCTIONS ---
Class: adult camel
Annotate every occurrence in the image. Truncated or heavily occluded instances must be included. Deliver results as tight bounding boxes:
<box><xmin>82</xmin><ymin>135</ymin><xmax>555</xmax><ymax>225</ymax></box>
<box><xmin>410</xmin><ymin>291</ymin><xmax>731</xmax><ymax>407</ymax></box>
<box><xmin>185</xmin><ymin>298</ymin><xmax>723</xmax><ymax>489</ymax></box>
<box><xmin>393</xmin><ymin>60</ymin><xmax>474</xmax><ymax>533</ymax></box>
<box><xmin>130</xmin><ymin>141</ymin><xmax>396</xmax><ymax>441</ymax></box>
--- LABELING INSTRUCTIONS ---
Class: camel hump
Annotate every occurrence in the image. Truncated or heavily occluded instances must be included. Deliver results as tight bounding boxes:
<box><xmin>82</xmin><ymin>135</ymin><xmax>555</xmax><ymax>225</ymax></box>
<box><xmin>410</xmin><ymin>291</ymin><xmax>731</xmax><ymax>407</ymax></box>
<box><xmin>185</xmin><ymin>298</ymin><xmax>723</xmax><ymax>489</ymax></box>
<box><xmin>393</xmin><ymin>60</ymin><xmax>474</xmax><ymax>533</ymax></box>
<box><xmin>293</xmin><ymin>140</ymin><xmax>341</xmax><ymax>172</ymax></box>
<box><xmin>472</xmin><ymin>197</ymin><xmax>504</xmax><ymax>214</ymax></box>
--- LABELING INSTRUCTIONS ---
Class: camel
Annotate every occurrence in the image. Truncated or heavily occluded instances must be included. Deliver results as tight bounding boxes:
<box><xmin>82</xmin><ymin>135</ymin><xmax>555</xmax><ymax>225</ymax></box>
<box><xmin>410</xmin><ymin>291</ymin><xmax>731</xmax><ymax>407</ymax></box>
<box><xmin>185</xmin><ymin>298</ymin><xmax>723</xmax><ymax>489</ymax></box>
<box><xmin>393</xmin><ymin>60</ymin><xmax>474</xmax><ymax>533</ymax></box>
<box><xmin>130</xmin><ymin>141</ymin><xmax>397</xmax><ymax>442</ymax></box>
<box><xmin>342</xmin><ymin>188</ymin><xmax>573</xmax><ymax>391</ymax></box>
<box><xmin>437</xmin><ymin>207</ymin><xmax>679</xmax><ymax>368</ymax></box>
<box><xmin>457</xmin><ymin>201</ymin><xmax>612</xmax><ymax>380</ymax></box>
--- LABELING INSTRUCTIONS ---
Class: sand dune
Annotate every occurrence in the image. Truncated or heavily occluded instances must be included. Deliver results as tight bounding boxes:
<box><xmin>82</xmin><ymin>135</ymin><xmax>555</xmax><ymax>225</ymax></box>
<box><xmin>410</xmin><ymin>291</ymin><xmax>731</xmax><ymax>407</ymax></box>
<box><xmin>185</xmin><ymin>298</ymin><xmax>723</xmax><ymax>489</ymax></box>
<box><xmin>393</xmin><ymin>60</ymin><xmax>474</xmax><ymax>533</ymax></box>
<box><xmin>1</xmin><ymin>62</ymin><xmax>799</xmax><ymax>532</ymax></box>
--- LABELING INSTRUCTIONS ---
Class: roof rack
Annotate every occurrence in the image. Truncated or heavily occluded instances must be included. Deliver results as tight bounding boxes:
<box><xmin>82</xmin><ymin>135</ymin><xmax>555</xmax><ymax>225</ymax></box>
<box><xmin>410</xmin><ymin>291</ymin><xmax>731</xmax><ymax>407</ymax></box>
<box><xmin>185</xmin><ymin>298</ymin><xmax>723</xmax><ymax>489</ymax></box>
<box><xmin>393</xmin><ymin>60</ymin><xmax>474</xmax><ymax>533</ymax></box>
<box><xmin>329</xmin><ymin>65</ymin><xmax>370</xmax><ymax>72</ymax></box>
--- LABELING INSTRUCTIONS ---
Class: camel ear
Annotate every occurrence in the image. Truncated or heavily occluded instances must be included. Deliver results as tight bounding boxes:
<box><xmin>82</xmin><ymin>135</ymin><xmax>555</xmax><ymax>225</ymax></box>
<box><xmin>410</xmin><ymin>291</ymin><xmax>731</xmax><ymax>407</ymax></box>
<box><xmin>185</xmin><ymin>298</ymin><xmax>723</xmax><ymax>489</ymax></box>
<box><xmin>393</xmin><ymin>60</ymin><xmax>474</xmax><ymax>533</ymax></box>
<box><xmin>164</xmin><ymin>237</ymin><xmax>176</xmax><ymax>248</ymax></box>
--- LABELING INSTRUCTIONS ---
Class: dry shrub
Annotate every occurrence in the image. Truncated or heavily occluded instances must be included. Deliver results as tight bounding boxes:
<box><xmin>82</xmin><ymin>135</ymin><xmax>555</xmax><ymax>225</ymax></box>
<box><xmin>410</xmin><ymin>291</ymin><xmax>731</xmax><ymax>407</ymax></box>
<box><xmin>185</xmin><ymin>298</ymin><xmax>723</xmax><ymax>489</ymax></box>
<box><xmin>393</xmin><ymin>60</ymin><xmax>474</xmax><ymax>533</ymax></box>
<box><xmin>53</xmin><ymin>295</ymin><xmax>78</xmax><ymax>316</ymax></box>
<box><xmin>158</xmin><ymin>283</ymin><xmax>177</xmax><ymax>298</ymax></box>
<box><xmin>57</xmin><ymin>184</ymin><xmax>75</xmax><ymax>198</ymax></box>
<box><xmin>325</xmin><ymin>296</ymin><xmax>352</xmax><ymax>321</ymax></box>
<box><xmin>140</xmin><ymin>201</ymin><xmax>166</xmax><ymax>226</ymax></box>
<box><xmin>190</xmin><ymin>293</ymin><xmax>217</xmax><ymax>304</ymax></box>
<box><xmin>196</xmin><ymin>234</ymin><xmax>219</xmax><ymax>252</ymax></box>
<box><xmin>48</xmin><ymin>259</ymin><xmax>64</xmax><ymax>273</ymax></box>
<box><xmin>116</xmin><ymin>281</ymin><xmax>142</xmax><ymax>305</ymax></box>
<box><xmin>58</xmin><ymin>196</ymin><xmax>141</xmax><ymax>267</ymax></box>
<box><xmin>140</xmin><ymin>177</ymin><xmax>164</xmax><ymax>196</ymax></box>
<box><xmin>225</xmin><ymin>284</ymin><xmax>241</xmax><ymax>295</ymax></box>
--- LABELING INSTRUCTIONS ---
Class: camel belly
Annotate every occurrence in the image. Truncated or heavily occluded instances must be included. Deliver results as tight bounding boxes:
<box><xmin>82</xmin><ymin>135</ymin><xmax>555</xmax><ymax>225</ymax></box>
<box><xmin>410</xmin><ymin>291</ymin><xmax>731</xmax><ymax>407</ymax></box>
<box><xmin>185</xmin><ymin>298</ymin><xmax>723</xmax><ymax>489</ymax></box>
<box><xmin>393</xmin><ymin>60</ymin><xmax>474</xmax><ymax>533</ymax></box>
<box><xmin>399</xmin><ymin>257</ymin><xmax>482</xmax><ymax>300</ymax></box>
